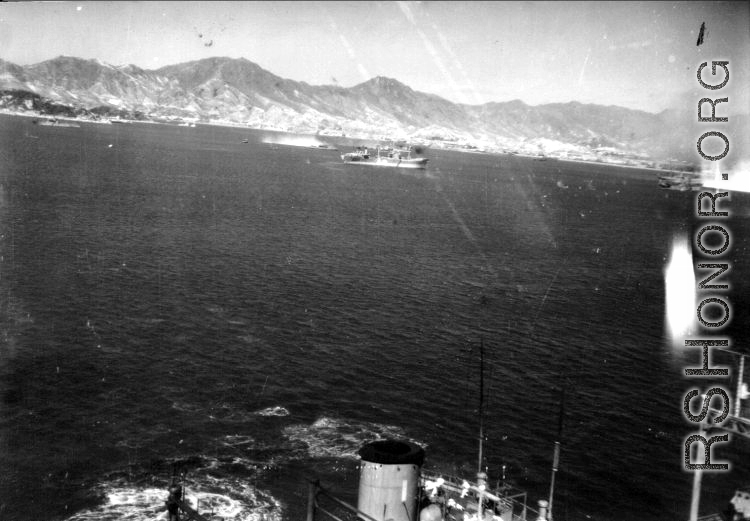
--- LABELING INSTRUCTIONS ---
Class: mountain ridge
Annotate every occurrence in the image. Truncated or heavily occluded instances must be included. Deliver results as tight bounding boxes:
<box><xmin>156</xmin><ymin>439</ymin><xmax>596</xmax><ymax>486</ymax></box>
<box><xmin>1</xmin><ymin>55</ymin><xmax>738</xmax><ymax>162</ymax></box>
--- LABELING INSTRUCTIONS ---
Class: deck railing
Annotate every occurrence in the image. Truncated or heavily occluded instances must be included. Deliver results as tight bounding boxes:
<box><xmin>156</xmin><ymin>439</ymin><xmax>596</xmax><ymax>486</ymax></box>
<box><xmin>419</xmin><ymin>470</ymin><xmax>542</xmax><ymax>521</ymax></box>
<box><xmin>307</xmin><ymin>480</ymin><xmax>380</xmax><ymax>521</ymax></box>
<box><xmin>306</xmin><ymin>476</ymin><xmax>543</xmax><ymax>521</ymax></box>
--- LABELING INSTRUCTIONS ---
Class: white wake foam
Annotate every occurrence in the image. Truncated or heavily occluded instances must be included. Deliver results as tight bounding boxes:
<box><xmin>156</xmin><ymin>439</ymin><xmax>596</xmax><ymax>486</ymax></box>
<box><xmin>65</xmin><ymin>452</ymin><xmax>283</xmax><ymax>521</ymax></box>
<box><xmin>65</xmin><ymin>481</ymin><xmax>282</xmax><ymax>521</ymax></box>
<box><xmin>283</xmin><ymin>416</ymin><xmax>424</xmax><ymax>459</ymax></box>
<box><xmin>254</xmin><ymin>406</ymin><xmax>290</xmax><ymax>417</ymax></box>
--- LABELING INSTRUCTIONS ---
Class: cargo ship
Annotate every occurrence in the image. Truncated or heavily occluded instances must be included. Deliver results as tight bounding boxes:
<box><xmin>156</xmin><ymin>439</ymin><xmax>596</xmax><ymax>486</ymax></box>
<box><xmin>342</xmin><ymin>145</ymin><xmax>428</xmax><ymax>170</ymax></box>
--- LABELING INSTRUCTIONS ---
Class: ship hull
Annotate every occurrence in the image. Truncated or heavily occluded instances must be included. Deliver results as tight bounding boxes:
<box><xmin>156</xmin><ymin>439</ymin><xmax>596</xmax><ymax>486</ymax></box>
<box><xmin>341</xmin><ymin>156</ymin><xmax>428</xmax><ymax>170</ymax></box>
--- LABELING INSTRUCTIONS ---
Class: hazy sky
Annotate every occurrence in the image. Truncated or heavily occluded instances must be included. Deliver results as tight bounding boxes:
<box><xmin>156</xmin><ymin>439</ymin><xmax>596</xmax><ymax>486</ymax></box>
<box><xmin>0</xmin><ymin>1</ymin><xmax>748</xmax><ymax>113</ymax></box>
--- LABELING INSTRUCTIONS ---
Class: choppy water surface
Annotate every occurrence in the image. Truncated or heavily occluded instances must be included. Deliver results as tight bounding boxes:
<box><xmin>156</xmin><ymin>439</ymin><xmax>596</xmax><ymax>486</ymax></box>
<box><xmin>1</xmin><ymin>115</ymin><xmax>749</xmax><ymax>521</ymax></box>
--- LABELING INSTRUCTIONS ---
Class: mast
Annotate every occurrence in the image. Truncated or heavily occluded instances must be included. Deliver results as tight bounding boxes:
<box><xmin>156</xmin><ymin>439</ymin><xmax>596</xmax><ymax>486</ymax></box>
<box><xmin>477</xmin><ymin>339</ymin><xmax>484</xmax><ymax>475</ymax></box>
<box><xmin>477</xmin><ymin>339</ymin><xmax>487</xmax><ymax>521</ymax></box>
<box><xmin>548</xmin><ymin>388</ymin><xmax>565</xmax><ymax>521</ymax></box>
<box><xmin>689</xmin><ymin>418</ymin><xmax>706</xmax><ymax>521</ymax></box>
<box><xmin>735</xmin><ymin>355</ymin><xmax>746</xmax><ymax>417</ymax></box>
<box><xmin>477</xmin><ymin>339</ymin><xmax>486</xmax><ymax>521</ymax></box>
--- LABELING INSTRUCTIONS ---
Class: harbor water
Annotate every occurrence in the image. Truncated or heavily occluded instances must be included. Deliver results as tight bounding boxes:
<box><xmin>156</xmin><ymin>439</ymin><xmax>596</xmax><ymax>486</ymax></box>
<box><xmin>1</xmin><ymin>114</ymin><xmax>748</xmax><ymax>521</ymax></box>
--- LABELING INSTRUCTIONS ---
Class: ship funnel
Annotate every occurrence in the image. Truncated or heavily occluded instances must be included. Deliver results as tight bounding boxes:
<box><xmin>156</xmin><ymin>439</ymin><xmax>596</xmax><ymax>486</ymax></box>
<box><xmin>358</xmin><ymin>440</ymin><xmax>425</xmax><ymax>521</ymax></box>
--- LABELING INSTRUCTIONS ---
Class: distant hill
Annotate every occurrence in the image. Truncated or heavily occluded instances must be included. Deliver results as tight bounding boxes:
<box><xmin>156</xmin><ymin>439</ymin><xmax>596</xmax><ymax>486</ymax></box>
<box><xmin>1</xmin><ymin>55</ymin><xmax>746</xmax><ymax>163</ymax></box>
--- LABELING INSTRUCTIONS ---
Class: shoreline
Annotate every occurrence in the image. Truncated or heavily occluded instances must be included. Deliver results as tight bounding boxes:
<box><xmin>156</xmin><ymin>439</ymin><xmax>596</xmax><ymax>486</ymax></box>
<box><xmin>0</xmin><ymin>109</ymin><xmax>687</xmax><ymax>174</ymax></box>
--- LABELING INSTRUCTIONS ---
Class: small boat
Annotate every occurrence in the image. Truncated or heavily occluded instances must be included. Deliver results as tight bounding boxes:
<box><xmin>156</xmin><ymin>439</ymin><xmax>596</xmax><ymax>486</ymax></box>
<box><xmin>36</xmin><ymin>117</ymin><xmax>80</xmax><ymax>128</ymax></box>
<box><xmin>264</xmin><ymin>140</ymin><xmax>337</xmax><ymax>151</ymax></box>
<box><xmin>657</xmin><ymin>171</ymin><xmax>702</xmax><ymax>191</ymax></box>
<box><xmin>342</xmin><ymin>145</ymin><xmax>428</xmax><ymax>169</ymax></box>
